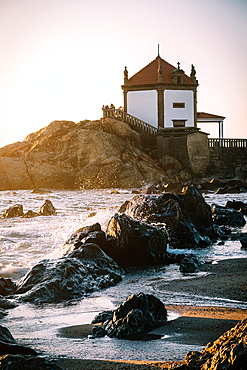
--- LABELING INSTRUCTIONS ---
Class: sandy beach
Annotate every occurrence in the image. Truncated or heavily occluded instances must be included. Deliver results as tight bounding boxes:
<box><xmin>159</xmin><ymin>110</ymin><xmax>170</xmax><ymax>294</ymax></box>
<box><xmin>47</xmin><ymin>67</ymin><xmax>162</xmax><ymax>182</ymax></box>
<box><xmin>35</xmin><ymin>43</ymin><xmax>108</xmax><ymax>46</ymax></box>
<box><xmin>54</xmin><ymin>258</ymin><xmax>247</xmax><ymax>369</ymax></box>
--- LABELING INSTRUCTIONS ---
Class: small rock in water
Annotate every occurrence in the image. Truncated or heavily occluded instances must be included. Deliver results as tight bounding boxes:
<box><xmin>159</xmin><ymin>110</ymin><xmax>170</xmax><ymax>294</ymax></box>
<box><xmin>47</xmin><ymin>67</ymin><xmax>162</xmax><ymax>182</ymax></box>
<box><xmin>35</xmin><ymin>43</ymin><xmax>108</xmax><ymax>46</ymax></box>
<box><xmin>2</xmin><ymin>204</ymin><xmax>24</xmax><ymax>218</ymax></box>
<box><xmin>37</xmin><ymin>199</ymin><xmax>57</xmax><ymax>216</ymax></box>
<box><xmin>180</xmin><ymin>255</ymin><xmax>202</xmax><ymax>273</ymax></box>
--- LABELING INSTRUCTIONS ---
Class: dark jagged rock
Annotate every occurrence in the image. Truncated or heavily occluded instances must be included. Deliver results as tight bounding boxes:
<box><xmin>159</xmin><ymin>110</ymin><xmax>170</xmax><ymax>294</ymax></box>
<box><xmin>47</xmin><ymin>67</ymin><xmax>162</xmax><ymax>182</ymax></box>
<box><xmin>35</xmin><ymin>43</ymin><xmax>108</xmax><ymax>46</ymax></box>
<box><xmin>0</xmin><ymin>325</ymin><xmax>37</xmax><ymax>355</ymax></box>
<box><xmin>123</xmin><ymin>185</ymin><xmax>214</xmax><ymax>249</ymax></box>
<box><xmin>184</xmin><ymin>317</ymin><xmax>247</xmax><ymax>369</ymax></box>
<box><xmin>2</xmin><ymin>204</ymin><xmax>23</xmax><ymax>218</ymax></box>
<box><xmin>212</xmin><ymin>204</ymin><xmax>246</xmax><ymax>228</ymax></box>
<box><xmin>14</xmin><ymin>243</ymin><xmax>122</xmax><ymax>304</ymax></box>
<box><xmin>0</xmin><ymin>354</ymin><xmax>63</xmax><ymax>369</ymax></box>
<box><xmin>0</xmin><ymin>278</ymin><xmax>17</xmax><ymax>296</ymax></box>
<box><xmin>103</xmin><ymin>213</ymin><xmax>167</xmax><ymax>267</ymax></box>
<box><xmin>93</xmin><ymin>292</ymin><xmax>167</xmax><ymax>340</ymax></box>
<box><xmin>180</xmin><ymin>255</ymin><xmax>202</xmax><ymax>273</ymax></box>
<box><xmin>63</xmin><ymin>223</ymin><xmax>106</xmax><ymax>254</ymax></box>
<box><xmin>37</xmin><ymin>199</ymin><xmax>57</xmax><ymax>216</ymax></box>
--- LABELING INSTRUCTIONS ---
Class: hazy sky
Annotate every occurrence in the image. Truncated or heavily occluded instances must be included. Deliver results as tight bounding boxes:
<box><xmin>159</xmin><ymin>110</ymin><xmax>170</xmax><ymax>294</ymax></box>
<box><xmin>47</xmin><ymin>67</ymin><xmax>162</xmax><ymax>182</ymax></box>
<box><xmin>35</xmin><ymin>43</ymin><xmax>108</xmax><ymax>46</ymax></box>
<box><xmin>0</xmin><ymin>0</ymin><xmax>247</xmax><ymax>147</ymax></box>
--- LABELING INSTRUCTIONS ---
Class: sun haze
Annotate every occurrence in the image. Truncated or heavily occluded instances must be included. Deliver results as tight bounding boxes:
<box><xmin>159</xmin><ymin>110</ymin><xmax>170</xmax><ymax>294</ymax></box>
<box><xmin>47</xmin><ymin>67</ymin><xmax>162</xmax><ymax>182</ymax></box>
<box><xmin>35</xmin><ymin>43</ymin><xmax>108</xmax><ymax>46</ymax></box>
<box><xmin>0</xmin><ymin>0</ymin><xmax>246</xmax><ymax>147</ymax></box>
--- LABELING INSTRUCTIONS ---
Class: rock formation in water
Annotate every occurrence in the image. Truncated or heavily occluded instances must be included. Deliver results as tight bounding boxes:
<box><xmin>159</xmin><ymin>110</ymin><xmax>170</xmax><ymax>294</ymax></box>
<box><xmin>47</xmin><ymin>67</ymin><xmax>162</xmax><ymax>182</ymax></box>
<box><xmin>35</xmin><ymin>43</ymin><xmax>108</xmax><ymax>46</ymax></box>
<box><xmin>1</xmin><ymin>200</ymin><xmax>57</xmax><ymax>218</ymax></box>
<box><xmin>13</xmin><ymin>242</ymin><xmax>122</xmax><ymax>304</ymax></box>
<box><xmin>90</xmin><ymin>292</ymin><xmax>167</xmax><ymax>340</ymax></box>
<box><xmin>0</xmin><ymin>119</ymin><xmax>170</xmax><ymax>190</ymax></box>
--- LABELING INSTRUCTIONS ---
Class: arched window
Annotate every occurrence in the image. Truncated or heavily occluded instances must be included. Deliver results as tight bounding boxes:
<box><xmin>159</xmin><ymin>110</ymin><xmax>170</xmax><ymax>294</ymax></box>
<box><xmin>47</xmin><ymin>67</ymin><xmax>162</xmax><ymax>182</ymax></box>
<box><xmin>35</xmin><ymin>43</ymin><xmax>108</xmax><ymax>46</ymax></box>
<box><xmin>177</xmin><ymin>76</ymin><xmax>181</xmax><ymax>84</ymax></box>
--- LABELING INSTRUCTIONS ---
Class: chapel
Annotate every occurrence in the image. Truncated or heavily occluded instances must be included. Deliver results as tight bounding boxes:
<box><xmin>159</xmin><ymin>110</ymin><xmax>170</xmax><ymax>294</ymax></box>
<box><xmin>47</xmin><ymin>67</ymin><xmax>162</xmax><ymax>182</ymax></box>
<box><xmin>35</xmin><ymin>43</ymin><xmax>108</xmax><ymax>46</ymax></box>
<box><xmin>122</xmin><ymin>54</ymin><xmax>198</xmax><ymax>130</ymax></box>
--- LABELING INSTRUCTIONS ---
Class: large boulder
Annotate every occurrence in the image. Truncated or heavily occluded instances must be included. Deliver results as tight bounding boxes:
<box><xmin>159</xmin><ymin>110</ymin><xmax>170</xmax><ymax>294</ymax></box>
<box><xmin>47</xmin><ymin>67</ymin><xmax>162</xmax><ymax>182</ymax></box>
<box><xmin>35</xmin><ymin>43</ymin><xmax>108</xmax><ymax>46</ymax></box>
<box><xmin>103</xmin><ymin>213</ymin><xmax>167</xmax><ymax>267</ymax></box>
<box><xmin>123</xmin><ymin>185</ymin><xmax>215</xmax><ymax>249</ymax></box>
<box><xmin>13</xmin><ymin>243</ymin><xmax>122</xmax><ymax>304</ymax></box>
<box><xmin>0</xmin><ymin>119</ymin><xmax>166</xmax><ymax>190</ymax></box>
<box><xmin>184</xmin><ymin>317</ymin><xmax>247</xmax><ymax>369</ymax></box>
<box><xmin>92</xmin><ymin>292</ymin><xmax>167</xmax><ymax>340</ymax></box>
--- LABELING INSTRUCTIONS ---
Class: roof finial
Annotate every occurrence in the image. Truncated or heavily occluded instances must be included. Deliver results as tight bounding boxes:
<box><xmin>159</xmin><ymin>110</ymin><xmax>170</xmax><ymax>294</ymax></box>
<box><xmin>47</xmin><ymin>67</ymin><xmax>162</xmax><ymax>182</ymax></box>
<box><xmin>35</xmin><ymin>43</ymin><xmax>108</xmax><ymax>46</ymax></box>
<box><xmin>158</xmin><ymin>44</ymin><xmax>160</xmax><ymax>57</ymax></box>
<box><xmin>177</xmin><ymin>61</ymin><xmax>180</xmax><ymax>70</ymax></box>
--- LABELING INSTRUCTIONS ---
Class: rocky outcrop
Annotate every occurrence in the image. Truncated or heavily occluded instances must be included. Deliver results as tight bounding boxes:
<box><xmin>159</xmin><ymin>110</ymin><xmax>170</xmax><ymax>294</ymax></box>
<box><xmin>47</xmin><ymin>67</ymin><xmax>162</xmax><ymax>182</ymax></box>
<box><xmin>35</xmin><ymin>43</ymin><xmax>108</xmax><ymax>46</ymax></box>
<box><xmin>0</xmin><ymin>119</ymin><xmax>167</xmax><ymax>190</ymax></box>
<box><xmin>0</xmin><ymin>325</ymin><xmax>37</xmax><ymax>355</ymax></box>
<box><xmin>91</xmin><ymin>292</ymin><xmax>167</xmax><ymax>340</ymax></box>
<box><xmin>103</xmin><ymin>213</ymin><xmax>167</xmax><ymax>267</ymax></box>
<box><xmin>13</xmin><ymin>243</ymin><xmax>122</xmax><ymax>304</ymax></box>
<box><xmin>123</xmin><ymin>185</ymin><xmax>215</xmax><ymax>249</ymax></box>
<box><xmin>184</xmin><ymin>317</ymin><xmax>247</xmax><ymax>369</ymax></box>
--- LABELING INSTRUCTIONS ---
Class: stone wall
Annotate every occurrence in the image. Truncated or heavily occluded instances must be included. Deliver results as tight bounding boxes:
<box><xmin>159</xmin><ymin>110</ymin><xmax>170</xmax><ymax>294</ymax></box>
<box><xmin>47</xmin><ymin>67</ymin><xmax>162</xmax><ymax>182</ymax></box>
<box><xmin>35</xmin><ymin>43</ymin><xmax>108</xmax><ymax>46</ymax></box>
<box><xmin>157</xmin><ymin>130</ymin><xmax>209</xmax><ymax>177</ymax></box>
<box><xmin>207</xmin><ymin>147</ymin><xmax>247</xmax><ymax>178</ymax></box>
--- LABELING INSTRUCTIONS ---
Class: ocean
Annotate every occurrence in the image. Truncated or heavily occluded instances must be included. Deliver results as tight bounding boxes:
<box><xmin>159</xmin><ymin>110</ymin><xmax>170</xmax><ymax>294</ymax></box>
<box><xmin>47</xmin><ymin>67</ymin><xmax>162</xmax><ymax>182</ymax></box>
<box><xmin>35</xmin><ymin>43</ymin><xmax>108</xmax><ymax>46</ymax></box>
<box><xmin>0</xmin><ymin>189</ymin><xmax>247</xmax><ymax>361</ymax></box>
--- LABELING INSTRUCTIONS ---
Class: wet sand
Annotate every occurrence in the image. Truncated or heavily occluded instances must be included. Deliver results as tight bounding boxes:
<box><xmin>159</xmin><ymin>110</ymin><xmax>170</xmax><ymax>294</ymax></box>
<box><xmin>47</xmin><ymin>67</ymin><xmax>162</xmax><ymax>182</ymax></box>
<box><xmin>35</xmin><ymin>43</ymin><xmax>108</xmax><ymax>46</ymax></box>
<box><xmin>55</xmin><ymin>258</ymin><xmax>247</xmax><ymax>370</ymax></box>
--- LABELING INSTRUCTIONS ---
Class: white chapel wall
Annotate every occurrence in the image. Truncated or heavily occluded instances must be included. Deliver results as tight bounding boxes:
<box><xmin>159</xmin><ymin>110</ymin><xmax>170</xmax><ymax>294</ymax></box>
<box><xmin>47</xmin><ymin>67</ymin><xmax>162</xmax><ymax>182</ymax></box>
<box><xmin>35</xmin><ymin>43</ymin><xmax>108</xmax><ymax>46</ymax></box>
<box><xmin>164</xmin><ymin>90</ymin><xmax>194</xmax><ymax>128</ymax></box>
<box><xmin>127</xmin><ymin>90</ymin><xmax>158</xmax><ymax>128</ymax></box>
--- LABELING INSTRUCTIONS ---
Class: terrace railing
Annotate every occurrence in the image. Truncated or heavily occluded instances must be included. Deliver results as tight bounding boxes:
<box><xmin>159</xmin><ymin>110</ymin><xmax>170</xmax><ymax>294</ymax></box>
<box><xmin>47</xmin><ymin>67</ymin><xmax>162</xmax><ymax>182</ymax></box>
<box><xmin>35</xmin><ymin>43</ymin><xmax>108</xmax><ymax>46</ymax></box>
<box><xmin>208</xmin><ymin>138</ymin><xmax>247</xmax><ymax>148</ymax></box>
<box><xmin>103</xmin><ymin>108</ymin><xmax>158</xmax><ymax>135</ymax></box>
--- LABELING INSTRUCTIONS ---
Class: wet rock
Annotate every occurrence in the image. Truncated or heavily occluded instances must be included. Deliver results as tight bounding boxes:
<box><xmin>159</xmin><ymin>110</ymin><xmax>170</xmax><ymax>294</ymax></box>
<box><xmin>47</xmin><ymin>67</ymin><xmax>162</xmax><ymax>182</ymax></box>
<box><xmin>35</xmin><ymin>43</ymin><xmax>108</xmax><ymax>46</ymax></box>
<box><xmin>184</xmin><ymin>317</ymin><xmax>247</xmax><ymax>369</ymax></box>
<box><xmin>240</xmin><ymin>234</ymin><xmax>247</xmax><ymax>249</ymax></box>
<box><xmin>63</xmin><ymin>223</ymin><xmax>106</xmax><ymax>254</ymax></box>
<box><xmin>91</xmin><ymin>310</ymin><xmax>113</xmax><ymax>325</ymax></box>
<box><xmin>212</xmin><ymin>204</ymin><xmax>246</xmax><ymax>228</ymax></box>
<box><xmin>2</xmin><ymin>204</ymin><xmax>23</xmax><ymax>218</ymax></box>
<box><xmin>14</xmin><ymin>243</ymin><xmax>122</xmax><ymax>304</ymax></box>
<box><xmin>0</xmin><ymin>296</ymin><xmax>17</xmax><ymax>309</ymax></box>
<box><xmin>90</xmin><ymin>325</ymin><xmax>106</xmax><ymax>338</ymax></box>
<box><xmin>226</xmin><ymin>200</ymin><xmax>247</xmax><ymax>215</ymax></box>
<box><xmin>0</xmin><ymin>325</ymin><xmax>37</xmax><ymax>355</ymax></box>
<box><xmin>37</xmin><ymin>199</ymin><xmax>57</xmax><ymax>216</ymax></box>
<box><xmin>197</xmin><ymin>178</ymin><xmax>225</xmax><ymax>192</ymax></box>
<box><xmin>123</xmin><ymin>185</ymin><xmax>215</xmax><ymax>249</ymax></box>
<box><xmin>0</xmin><ymin>278</ymin><xmax>17</xmax><ymax>296</ymax></box>
<box><xmin>0</xmin><ymin>354</ymin><xmax>63</xmax><ymax>369</ymax></box>
<box><xmin>180</xmin><ymin>255</ymin><xmax>202</xmax><ymax>273</ymax></box>
<box><xmin>0</xmin><ymin>309</ymin><xmax>7</xmax><ymax>319</ymax></box>
<box><xmin>94</xmin><ymin>292</ymin><xmax>167</xmax><ymax>340</ymax></box>
<box><xmin>103</xmin><ymin>213</ymin><xmax>167</xmax><ymax>267</ymax></box>
<box><xmin>23</xmin><ymin>210</ymin><xmax>38</xmax><ymax>218</ymax></box>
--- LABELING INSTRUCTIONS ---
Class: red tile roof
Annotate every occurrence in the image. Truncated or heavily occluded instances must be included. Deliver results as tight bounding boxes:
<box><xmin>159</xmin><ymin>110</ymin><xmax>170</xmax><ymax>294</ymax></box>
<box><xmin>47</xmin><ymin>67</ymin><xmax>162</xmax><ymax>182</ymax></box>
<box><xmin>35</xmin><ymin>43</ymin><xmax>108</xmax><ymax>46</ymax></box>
<box><xmin>197</xmin><ymin>112</ymin><xmax>225</xmax><ymax>120</ymax></box>
<box><xmin>125</xmin><ymin>56</ymin><xmax>194</xmax><ymax>86</ymax></box>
